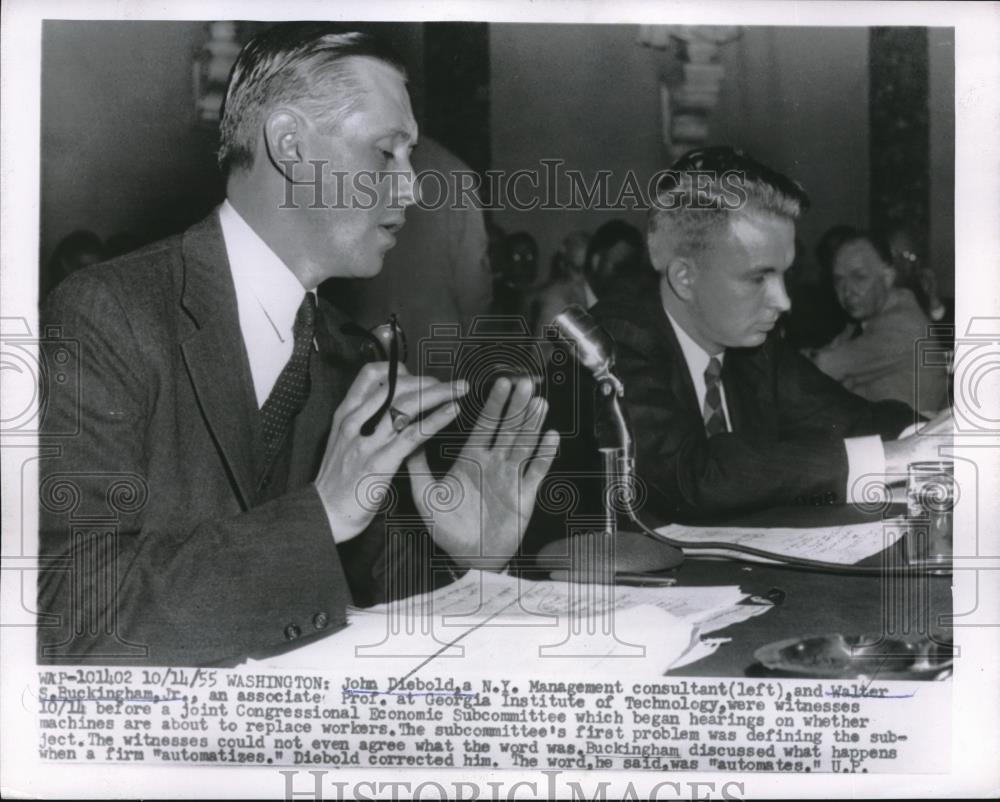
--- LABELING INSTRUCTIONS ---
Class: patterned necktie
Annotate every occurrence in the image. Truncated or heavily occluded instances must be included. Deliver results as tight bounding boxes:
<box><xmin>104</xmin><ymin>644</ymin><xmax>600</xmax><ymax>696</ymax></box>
<box><xmin>703</xmin><ymin>356</ymin><xmax>728</xmax><ymax>437</ymax></box>
<box><xmin>260</xmin><ymin>293</ymin><xmax>316</xmax><ymax>455</ymax></box>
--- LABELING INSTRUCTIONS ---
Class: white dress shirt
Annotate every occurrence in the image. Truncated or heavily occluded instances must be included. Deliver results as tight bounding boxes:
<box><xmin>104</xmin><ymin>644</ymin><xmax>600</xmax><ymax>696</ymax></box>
<box><xmin>218</xmin><ymin>200</ymin><xmax>314</xmax><ymax>408</ymax></box>
<box><xmin>663</xmin><ymin>308</ymin><xmax>885</xmax><ymax>503</ymax></box>
<box><xmin>665</xmin><ymin>309</ymin><xmax>732</xmax><ymax>432</ymax></box>
<box><xmin>218</xmin><ymin>201</ymin><xmax>363</xmax><ymax>544</ymax></box>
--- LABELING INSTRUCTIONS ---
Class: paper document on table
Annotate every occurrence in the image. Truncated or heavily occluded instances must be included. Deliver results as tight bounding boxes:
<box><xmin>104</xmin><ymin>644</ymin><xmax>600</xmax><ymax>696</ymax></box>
<box><xmin>256</xmin><ymin>571</ymin><xmax>771</xmax><ymax>675</ymax></box>
<box><xmin>350</xmin><ymin>569</ymin><xmax>757</xmax><ymax>630</ymax></box>
<box><xmin>656</xmin><ymin>516</ymin><xmax>906</xmax><ymax>565</ymax></box>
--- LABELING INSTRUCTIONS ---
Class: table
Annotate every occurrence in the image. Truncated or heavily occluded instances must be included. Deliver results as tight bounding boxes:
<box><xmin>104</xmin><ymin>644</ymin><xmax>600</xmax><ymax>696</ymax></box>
<box><xmin>652</xmin><ymin>502</ymin><xmax>953</xmax><ymax>677</ymax></box>
<box><xmin>271</xmin><ymin>501</ymin><xmax>952</xmax><ymax>679</ymax></box>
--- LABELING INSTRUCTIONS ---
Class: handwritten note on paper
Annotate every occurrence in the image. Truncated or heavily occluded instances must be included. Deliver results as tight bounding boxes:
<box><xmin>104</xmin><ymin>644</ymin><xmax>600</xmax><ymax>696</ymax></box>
<box><xmin>655</xmin><ymin>517</ymin><xmax>907</xmax><ymax>565</ymax></box>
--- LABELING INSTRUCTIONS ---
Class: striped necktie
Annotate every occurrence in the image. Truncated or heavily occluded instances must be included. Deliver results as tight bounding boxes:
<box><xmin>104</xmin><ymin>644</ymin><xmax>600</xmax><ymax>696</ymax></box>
<box><xmin>703</xmin><ymin>356</ymin><xmax>728</xmax><ymax>437</ymax></box>
<box><xmin>260</xmin><ymin>293</ymin><xmax>316</xmax><ymax>457</ymax></box>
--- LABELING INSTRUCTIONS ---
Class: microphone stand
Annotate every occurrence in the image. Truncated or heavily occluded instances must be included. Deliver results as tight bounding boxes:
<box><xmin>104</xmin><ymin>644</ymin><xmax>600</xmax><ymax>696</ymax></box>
<box><xmin>593</xmin><ymin>373</ymin><xmax>686</xmax><ymax>571</ymax></box>
<box><xmin>595</xmin><ymin>373</ymin><xmax>630</xmax><ymax>541</ymax></box>
<box><xmin>548</xmin><ymin>304</ymin><xmax>684</xmax><ymax>576</ymax></box>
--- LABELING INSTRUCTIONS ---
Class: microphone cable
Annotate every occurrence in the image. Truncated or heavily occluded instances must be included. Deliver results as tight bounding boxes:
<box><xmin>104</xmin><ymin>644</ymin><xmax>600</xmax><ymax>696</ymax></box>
<box><xmin>616</xmin><ymin>471</ymin><xmax>948</xmax><ymax>576</ymax></box>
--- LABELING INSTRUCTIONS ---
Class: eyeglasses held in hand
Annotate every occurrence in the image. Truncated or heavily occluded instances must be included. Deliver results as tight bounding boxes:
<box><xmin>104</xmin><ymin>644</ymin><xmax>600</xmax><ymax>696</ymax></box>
<box><xmin>340</xmin><ymin>314</ymin><xmax>409</xmax><ymax>436</ymax></box>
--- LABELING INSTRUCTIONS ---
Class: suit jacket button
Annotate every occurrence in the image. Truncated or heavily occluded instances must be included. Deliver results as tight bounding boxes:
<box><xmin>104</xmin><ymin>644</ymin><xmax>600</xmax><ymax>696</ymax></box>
<box><xmin>313</xmin><ymin>612</ymin><xmax>329</xmax><ymax>630</ymax></box>
<box><xmin>284</xmin><ymin>624</ymin><xmax>301</xmax><ymax>641</ymax></box>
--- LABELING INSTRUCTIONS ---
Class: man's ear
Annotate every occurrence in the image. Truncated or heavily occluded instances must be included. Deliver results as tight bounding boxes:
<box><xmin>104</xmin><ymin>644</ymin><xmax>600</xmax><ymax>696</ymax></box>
<box><xmin>263</xmin><ymin>109</ymin><xmax>304</xmax><ymax>179</ymax></box>
<box><xmin>665</xmin><ymin>256</ymin><xmax>697</xmax><ymax>302</ymax></box>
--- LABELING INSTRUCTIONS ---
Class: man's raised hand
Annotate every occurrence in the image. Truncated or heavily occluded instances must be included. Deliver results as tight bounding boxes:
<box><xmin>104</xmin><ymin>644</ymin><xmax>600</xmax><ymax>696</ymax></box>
<box><xmin>314</xmin><ymin>363</ymin><xmax>467</xmax><ymax>542</ymax></box>
<box><xmin>407</xmin><ymin>377</ymin><xmax>559</xmax><ymax>571</ymax></box>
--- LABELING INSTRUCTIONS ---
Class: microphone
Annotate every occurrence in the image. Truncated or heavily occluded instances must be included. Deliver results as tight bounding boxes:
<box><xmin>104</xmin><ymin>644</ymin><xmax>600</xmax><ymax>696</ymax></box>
<box><xmin>552</xmin><ymin>304</ymin><xmax>629</xmax><ymax>452</ymax></box>
<box><xmin>544</xmin><ymin>304</ymin><xmax>685</xmax><ymax>575</ymax></box>
<box><xmin>551</xmin><ymin>305</ymin><xmax>618</xmax><ymax>386</ymax></box>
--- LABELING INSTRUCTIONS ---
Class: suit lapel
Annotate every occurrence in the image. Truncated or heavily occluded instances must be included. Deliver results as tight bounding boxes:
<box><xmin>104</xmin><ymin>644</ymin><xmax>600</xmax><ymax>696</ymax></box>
<box><xmin>646</xmin><ymin>294</ymin><xmax>704</xmax><ymax>422</ymax></box>
<box><xmin>309</xmin><ymin>298</ymin><xmax>367</xmax><ymax>421</ymax></box>
<box><xmin>178</xmin><ymin>212</ymin><xmax>260</xmax><ymax>509</ymax></box>
<box><xmin>721</xmin><ymin>357</ymin><xmax>746</xmax><ymax>433</ymax></box>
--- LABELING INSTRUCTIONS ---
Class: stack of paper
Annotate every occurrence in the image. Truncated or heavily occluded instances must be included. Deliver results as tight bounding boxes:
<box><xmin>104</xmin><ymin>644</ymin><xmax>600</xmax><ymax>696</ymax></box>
<box><xmin>258</xmin><ymin>571</ymin><xmax>771</xmax><ymax>675</ymax></box>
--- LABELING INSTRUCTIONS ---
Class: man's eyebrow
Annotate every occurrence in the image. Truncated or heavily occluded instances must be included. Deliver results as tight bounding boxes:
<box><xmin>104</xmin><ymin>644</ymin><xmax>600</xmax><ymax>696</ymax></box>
<box><xmin>376</xmin><ymin>128</ymin><xmax>416</xmax><ymax>143</ymax></box>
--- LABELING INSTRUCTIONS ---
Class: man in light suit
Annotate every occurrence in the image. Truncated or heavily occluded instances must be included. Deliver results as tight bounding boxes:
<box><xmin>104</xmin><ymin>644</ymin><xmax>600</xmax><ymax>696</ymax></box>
<box><xmin>811</xmin><ymin>231</ymin><xmax>947</xmax><ymax>416</ymax></box>
<box><xmin>38</xmin><ymin>24</ymin><xmax>556</xmax><ymax>666</ymax></box>
<box><xmin>587</xmin><ymin>147</ymin><xmax>951</xmax><ymax>521</ymax></box>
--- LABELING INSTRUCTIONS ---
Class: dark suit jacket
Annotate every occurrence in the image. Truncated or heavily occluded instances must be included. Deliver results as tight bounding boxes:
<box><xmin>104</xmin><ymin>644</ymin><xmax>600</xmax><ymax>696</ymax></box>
<box><xmin>37</xmin><ymin>212</ymin><xmax>418</xmax><ymax>666</ymax></box>
<box><xmin>585</xmin><ymin>288</ymin><xmax>917</xmax><ymax>522</ymax></box>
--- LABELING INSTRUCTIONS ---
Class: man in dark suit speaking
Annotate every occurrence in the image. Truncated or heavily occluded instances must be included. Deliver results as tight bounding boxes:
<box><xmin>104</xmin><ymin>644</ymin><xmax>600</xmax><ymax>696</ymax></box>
<box><xmin>37</xmin><ymin>24</ymin><xmax>557</xmax><ymax>666</ymax></box>
<box><xmin>589</xmin><ymin>147</ymin><xmax>951</xmax><ymax>521</ymax></box>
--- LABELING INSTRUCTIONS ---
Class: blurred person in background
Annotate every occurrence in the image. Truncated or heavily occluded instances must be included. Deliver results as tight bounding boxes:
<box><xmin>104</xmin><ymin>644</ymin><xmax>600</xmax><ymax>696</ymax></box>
<box><xmin>490</xmin><ymin>230</ymin><xmax>539</xmax><ymax>317</ymax></box>
<box><xmin>811</xmin><ymin>231</ymin><xmax>947</xmax><ymax>415</ymax></box>
<box><xmin>522</xmin><ymin>229</ymin><xmax>590</xmax><ymax>337</ymax></box>
<box><xmin>44</xmin><ymin>229</ymin><xmax>105</xmax><ymax>300</ymax></box>
<box><xmin>883</xmin><ymin>224</ymin><xmax>953</xmax><ymax>326</ymax></box>
<box><xmin>582</xmin><ymin>219</ymin><xmax>648</xmax><ymax>303</ymax></box>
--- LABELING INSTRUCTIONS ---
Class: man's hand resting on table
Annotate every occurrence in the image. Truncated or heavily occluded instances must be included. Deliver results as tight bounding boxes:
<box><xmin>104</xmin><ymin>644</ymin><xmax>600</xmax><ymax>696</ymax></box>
<box><xmin>884</xmin><ymin>408</ymin><xmax>954</xmax><ymax>478</ymax></box>
<box><xmin>407</xmin><ymin>377</ymin><xmax>559</xmax><ymax>571</ymax></box>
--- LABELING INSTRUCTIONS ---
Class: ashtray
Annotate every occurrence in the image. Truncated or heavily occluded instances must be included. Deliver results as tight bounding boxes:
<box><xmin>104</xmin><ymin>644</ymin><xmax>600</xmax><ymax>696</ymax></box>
<box><xmin>753</xmin><ymin>633</ymin><xmax>954</xmax><ymax>680</ymax></box>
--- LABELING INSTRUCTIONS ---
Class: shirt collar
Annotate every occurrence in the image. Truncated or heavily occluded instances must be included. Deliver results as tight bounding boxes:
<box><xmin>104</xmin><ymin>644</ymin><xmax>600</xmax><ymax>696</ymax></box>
<box><xmin>219</xmin><ymin>199</ymin><xmax>309</xmax><ymax>342</ymax></box>
<box><xmin>664</xmin><ymin>306</ymin><xmax>724</xmax><ymax>378</ymax></box>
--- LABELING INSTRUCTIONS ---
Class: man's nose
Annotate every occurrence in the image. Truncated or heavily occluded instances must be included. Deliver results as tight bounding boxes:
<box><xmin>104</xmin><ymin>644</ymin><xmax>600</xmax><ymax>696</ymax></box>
<box><xmin>769</xmin><ymin>276</ymin><xmax>791</xmax><ymax>313</ymax></box>
<box><xmin>840</xmin><ymin>284</ymin><xmax>860</xmax><ymax>304</ymax></box>
<box><xmin>394</xmin><ymin>161</ymin><xmax>417</xmax><ymax>209</ymax></box>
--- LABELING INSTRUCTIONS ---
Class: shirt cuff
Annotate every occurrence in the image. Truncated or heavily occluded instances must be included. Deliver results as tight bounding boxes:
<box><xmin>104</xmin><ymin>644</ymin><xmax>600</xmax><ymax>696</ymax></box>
<box><xmin>844</xmin><ymin>435</ymin><xmax>887</xmax><ymax>504</ymax></box>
